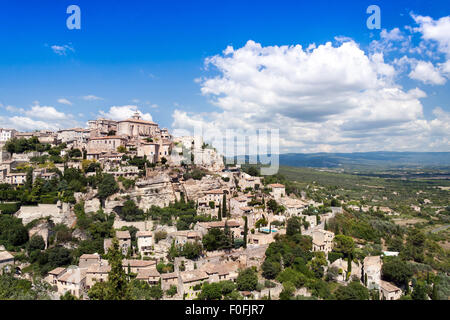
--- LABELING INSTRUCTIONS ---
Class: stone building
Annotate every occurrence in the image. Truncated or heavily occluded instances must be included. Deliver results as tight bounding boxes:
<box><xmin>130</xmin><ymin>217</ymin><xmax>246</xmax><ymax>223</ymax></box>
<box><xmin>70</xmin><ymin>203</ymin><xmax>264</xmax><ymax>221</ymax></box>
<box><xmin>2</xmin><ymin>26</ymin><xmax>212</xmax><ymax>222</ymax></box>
<box><xmin>136</xmin><ymin>231</ymin><xmax>153</xmax><ymax>256</ymax></box>
<box><xmin>268</xmin><ymin>183</ymin><xmax>286</xmax><ymax>199</ymax></box>
<box><xmin>117</xmin><ymin>112</ymin><xmax>159</xmax><ymax>138</ymax></box>
<box><xmin>87</xmin><ymin>136</ymin><xmax>126</xmax><ymax>153</ymax></box>
<box><xmin>363</xmin><ymin>256</ymin><xmax>382</xmax><ymax>290</ymax></box>
<box><xmin>88</xmin><ymin>118</ymin><xmax>118</xmax><ymax>138</ymax></box>
<box><xmin>312</xmin><ymin>229</ymin><xmax>335</xmax><ymax>253</ymax></box>
<box><xmin>178</xmin><ymin>270</ymin><xmax>209</xmax><ymax>300</ymax></box>
<box><xmin>380</xmin><ymin>280</ymin><xmax>402</xmax><ymax>300</ymax></box>
<box><xmin>79</xmin><ymin>253</ymin><xmax>101</xmax><ymax>269</ymax></box>
<box><xmin>0</xmin><ymin>250</ymin><xmax>14</xmax><ymax>273</ymax></box>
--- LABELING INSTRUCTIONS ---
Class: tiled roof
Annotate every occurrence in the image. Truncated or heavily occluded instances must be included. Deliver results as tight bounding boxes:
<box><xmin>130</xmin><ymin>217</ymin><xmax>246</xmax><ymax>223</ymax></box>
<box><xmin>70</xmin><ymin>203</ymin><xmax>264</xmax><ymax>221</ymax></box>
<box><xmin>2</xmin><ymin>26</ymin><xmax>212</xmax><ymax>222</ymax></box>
<box><xmin>48</xmin><ymin>267</ymin><xmax>66</xmax><ymax>275</ymax></box>
<box><xmin>116</xmin><ymin>230</ymin><xmax>131</xmax><ymax>239</ymax></box>
<box><xmin>122</xmin><ymin>259</ymin><xmax>156</xmax><ymax>268</ymax></box>
<box><xmin>180</xmin><ymin>270</ymin><xmax>209</xmax><ymax>283</ymax></box>
<box><xmin>136</xmin><ymin>267</ymin><xmax>160</xmax><ymax>279</ymax></box>
<box><xmin>268</xmin><ymin>183</ymin><xmax>285</xmax><ymax>188</ymax></box>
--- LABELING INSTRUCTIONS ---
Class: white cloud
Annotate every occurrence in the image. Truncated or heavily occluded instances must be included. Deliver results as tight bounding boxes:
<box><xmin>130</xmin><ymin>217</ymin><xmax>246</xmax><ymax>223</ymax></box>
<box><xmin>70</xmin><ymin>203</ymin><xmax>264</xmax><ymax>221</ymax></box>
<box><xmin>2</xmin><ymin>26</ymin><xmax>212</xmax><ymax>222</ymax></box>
<box><xmin>0</xmin><ymin>102</ymin><xmax>81</xmax><ymax>131</ymax></box>
<box><xmin>381</xmin><ymin>28</ymin><xmax>405</xmax><ymax>41</ymax></box>
<box><xmin>412</xmin><ymin>14</ymin><xmax>450</xmax><ymax>57</ymax></box>
<box><xmin>5</xmin><ymin>105</ymin><xmax>25</xmax><ymax>114</ymax></box>
<box><xmin>57</xmin><ymin>98</ymin><xmax>72</xmax><ymax>105</ymax></box>
<box><xmin>409</xmin><ymin>60</ymin><xmax>447</xmax><ymax>85</ymax></box>
<box><xmin>25</xmin><ymin>105</ymin><xmax>68</xmax><ymax>120</ymax></box>
<box><xmin>82</xmin><ymin>95</ymin><xmax>104</xmax><ymax>101</ymax></box>
<box><xmin>51</xmin><ymin>44</ymin><xmax>74</xmax><ymax>56</ymax></box>
<box><xmin>99</xmin><ymin>105</ymin><xmax>153</xmax><ymax>122</ymax></box>
<box><xmin>172</xmin><ymin>40</ymin><xmax>449</xmax><ymax>153</ymax></box>
<box><xmin>6</xmin><ymin>117</ymin><xmax>57</xmax><ymax>131</ymax></box>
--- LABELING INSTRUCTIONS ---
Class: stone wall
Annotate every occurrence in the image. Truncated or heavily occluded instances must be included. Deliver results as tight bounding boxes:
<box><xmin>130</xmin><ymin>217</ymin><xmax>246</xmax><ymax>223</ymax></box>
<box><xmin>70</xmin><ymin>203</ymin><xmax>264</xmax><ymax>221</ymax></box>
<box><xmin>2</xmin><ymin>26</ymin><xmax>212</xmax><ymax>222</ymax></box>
<box><xmin>15</xmin><ymin>202</ymin><xmax>75</xmax><ymax>227</ymax></box>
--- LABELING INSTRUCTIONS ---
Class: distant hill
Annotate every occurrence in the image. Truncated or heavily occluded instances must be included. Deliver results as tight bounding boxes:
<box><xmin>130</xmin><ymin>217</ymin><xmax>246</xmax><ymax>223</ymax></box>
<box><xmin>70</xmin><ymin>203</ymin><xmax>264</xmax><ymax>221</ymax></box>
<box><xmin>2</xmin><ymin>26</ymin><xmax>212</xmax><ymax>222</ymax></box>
<box><xmin>228</xmin><ymin>152</ymin><xmax>450</xmax><ymax>169</ymax></box>
<box><xmin>278</xmin><ymin>152</ymin><xmax>450</xmax><ymax>168</ymax></box>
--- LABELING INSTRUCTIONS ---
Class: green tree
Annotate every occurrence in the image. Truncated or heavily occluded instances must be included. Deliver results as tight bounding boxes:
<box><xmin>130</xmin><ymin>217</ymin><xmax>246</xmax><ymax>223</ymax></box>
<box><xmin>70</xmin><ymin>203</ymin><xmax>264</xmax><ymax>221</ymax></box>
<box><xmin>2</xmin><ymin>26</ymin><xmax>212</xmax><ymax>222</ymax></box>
<box><xmin>236</xmin><ymin>268</ymin><xmax>258</xmax><ymax>291</ymax></box>
<box><xmin>381</xmin><ymin>257</ymin><xmax>413</xmax><ymax>288</ymax></box>
<box><xmin>27</xmin><ymin>235</ymin><xmax>45</xmax><ymax>254</ymax></box>
<box><xmin>411</xmin><ymin>281</ymin><xmax>429</xmax><ymax>300</ymax></box>
<box><xmin>88</xmin><ymin>237</ymin><xmax>130</xmax><ymax>300</ymax></box>
<box><xmin>286</xmin><ymin>217</ymin><xmax>302</xmax><ymax>237</ymax></box>
<box><xmin>97</xmin><ymin>174</ymin><xmax>119</xmax><ymax>203</ymax></box>
<box><xmin>333</xmin><ymin>235</ymin><xmax>355</xmax><ymax>257</ymax></box>
<box><xmin>335</xmin><ymin>281</ymin><xmax>369</xmax><ymax>300</ymax></box>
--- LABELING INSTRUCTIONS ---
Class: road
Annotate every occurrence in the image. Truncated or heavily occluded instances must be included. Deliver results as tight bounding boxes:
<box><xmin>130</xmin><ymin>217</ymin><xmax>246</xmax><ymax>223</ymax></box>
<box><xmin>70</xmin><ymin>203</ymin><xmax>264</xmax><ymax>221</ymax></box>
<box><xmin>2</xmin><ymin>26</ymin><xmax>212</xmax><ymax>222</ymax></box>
<box><xmin>430</xmin><ymin>224</ymin><xmax>450</xmax><ymax>234</ymax></box>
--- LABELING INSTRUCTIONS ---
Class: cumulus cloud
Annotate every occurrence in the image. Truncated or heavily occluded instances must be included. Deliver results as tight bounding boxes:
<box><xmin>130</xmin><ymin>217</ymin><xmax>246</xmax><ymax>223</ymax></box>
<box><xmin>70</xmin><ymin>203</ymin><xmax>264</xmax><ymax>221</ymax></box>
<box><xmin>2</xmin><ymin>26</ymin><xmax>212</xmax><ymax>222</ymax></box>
<box><xmin>0</xmin><ymin>103</ymin><xmax>80</xmax><ymax>131</ymax></box>
<box><xmin>172</xmin><ymin>40</ymin><xmax>449</xmax><ymax>153</ymax></box>
<box><xmin>409</xmin><ymin>60</ymin><xmax>447</xmax><ymax>85</ymax></box>
<box><xmin>99</xmin><ymin>105</ymin><xmax>153</xmax><ymax>122</ymax></box>
<box><xmin>412</xmin><ymin>14</ymin><xmax>450</xmax><ymax>57</ymax></box>
<box><xmin>25</xmin><ymin>104</ymin><xmax>68</xmax><ymax>120</ymax></box>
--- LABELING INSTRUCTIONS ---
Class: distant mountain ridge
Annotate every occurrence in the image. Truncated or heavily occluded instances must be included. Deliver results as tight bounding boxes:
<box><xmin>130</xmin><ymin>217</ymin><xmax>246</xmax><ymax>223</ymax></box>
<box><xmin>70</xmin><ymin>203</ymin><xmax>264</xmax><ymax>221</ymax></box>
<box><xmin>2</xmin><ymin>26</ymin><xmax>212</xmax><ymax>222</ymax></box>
<box><xmin>228</xmin><ymin>152</ymin><xmax>450</xmax><ymax>168</ymax></box>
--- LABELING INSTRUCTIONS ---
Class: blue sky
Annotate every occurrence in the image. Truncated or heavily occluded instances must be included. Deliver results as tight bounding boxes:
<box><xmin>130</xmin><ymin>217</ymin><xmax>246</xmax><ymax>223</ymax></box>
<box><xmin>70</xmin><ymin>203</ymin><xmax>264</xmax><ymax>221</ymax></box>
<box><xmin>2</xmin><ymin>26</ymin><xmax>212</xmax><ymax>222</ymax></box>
<box><xmin>0</xmin><ymin>0</ymin><xmax>449</xmax><ymax>153</ymax></box>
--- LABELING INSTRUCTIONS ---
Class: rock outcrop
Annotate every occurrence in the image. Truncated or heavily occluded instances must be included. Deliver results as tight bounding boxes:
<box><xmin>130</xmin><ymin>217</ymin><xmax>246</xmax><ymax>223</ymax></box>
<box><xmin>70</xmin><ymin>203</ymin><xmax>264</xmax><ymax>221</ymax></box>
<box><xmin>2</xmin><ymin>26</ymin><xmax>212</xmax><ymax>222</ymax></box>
<box><xmin>125</xmin><ymin>173</ymin><xmax>176</xmax><ymax>210</ymax></box>
<box><xmin>183</xmin><ymin>175</ymin><xmax>230</xmax><ymax>201</ymax></box>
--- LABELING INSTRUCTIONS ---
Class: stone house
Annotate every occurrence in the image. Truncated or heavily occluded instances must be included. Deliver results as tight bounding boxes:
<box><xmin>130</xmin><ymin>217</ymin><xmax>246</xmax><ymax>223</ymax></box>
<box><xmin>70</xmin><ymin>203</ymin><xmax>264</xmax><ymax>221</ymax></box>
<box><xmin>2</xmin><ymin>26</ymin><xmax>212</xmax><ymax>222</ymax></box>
<box><xmin>238</xmin><ymin>172</ymin><xmax>261</xmax><ymax>190</ymax></box>
<box><xmin>268</xmin><ymin>183</ymin><xmax>285</xmax><ymax>199</ymax></box>
<box><xmin>169</xmin><ymin>231</ymin><xmax>202</xmax><ymax>246</ymax></box>
<box><xmin>380</xmin><ymin>280</ymin><xmax>402</xmax><ymax>300</ymax></box>
<box><xmin>230</xmin><ymin>196</ymin><xmax>249</xmax><ymax>215</ymax></box>
<box><xmin>198</xmin><ymin>189</ymin><xmax>225</xmax><ymax>208</ymax></box>
<box><xmin>5</xmin><ymin>172</ymin><xmax>27</xmax><ymax>185</ymax></box>
<box><xmin>79</xmin><ymin>253</ymin><xmax>101</xmax><ymax>269</ymax></box>
<box><xmin>280</xmin><ymin>197</ymin><xmax>307</xmax><ymax>216</ymax></box>
<box><xmin>363</xmin><ymin>256</ymin><xmax>382</xmax><ymax>290</ymax></box>
<box><xmin>161</xmin><ymin>272</ymin><xmax>179</xmax><ymax>291</ymax></box>
<box><xmin>85</xmin><ymin>262</ymin><xmax>111</xmax><ymax>290</ymax></box>
<box><xmin>178</xmin><ymin>270</ymin><xmax>209</xmax><ymax>300</ymax></box>
<box><xmin>104</xmin><ymin>230</ymin><xmax>132</xmax><ymax>255</ymax></box>
<box><xmin>122</xmin><ymin>259</ymin><xmax>156</xmax><ymax>274</ymax></box>
<box><xmin>88</xmin><ymin>136</ymin><xmax>126</xmax><ymax>153</ymax></box>
<box><xmin>0</xmin><ymin>251</ymin><xmax>14</xmax><ymax>273</ymax></box>
<box><xmin>46</xmin><ymin>267</ymin><xmax>66</xmax><ymax>286</ymax></box>
<box><xmin>312</xmin><ymin>229</ymin><xmax>335</xmax><ymax>253</ymax></box>
<box><xmin>56</xmin><ymin>266</ymin><xmax>87</xmax><ymax>298</ymax></box>
<box><xmin>136</xmin><ymin>231</ymin><xmax>153</xmax><ymax>256</ymax></box>
<box><xmin>200</xmin><ymin>261</ymin><xmax>239</xmax><ymax>283</ymax></box>
<box><xmin>136</xmin><ymin>267</ymin><xmax>161</xmax><ymax>285</ymax></box>
<box><xmin>137</xmin><ymin>142</ymin><xmax>160</xmax><ymax>163</ymax></box>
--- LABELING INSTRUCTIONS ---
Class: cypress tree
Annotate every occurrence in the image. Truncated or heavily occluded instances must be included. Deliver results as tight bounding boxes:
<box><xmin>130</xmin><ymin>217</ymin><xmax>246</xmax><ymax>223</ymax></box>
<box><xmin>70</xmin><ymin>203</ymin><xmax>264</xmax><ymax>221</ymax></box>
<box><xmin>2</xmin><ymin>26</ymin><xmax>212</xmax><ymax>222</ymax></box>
<box><xmin>432</xmin><ymin>283</ymin><xmax>439</xmax><ymax>300</ymax></box>
<box><xmin>218</xmin><ymin>206</ymin><xmax>222</xmax><ymax>221</ymax></box>
<box><xmin>106</xmin><ymin>237</ymin><xmax>131</xmax><ymax>300</ymax></box>
<box><xmin>222</xmin><ymin>193</ymin><xmax>227</xmax><ymax>218</ymax></box>
<box><xmin>243</xmin><ymin>216</ymin><xmax>248</xmax><ymax>249</ymax></box>
<box><xmin>347</xmin><ymin>253</ymin><xmax>352</xmax><ymax>276</ymax></box>
<box><xmin>334</xmin><ymin>223</ymin><xmax>339</xmax><ymax>235</ymax></box>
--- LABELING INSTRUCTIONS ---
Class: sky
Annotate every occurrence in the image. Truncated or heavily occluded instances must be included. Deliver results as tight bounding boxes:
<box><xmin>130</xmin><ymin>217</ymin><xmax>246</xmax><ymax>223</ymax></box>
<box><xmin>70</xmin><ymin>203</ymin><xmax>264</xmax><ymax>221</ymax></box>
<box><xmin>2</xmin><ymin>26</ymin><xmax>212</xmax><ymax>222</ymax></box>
<box><xmin>0</xmin><ymin>0</ymin><xmax>449</xmax><ymax>154</ymax></box>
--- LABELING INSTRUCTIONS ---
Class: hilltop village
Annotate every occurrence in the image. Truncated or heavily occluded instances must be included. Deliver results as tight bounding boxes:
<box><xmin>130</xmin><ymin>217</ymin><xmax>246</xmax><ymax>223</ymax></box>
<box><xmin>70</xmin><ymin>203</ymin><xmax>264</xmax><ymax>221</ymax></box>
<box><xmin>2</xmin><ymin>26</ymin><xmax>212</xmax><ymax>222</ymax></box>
<box><xmin>0</xmin><ymin>113</ymin><xmax>445</xmax><ymax>300</ymax></box>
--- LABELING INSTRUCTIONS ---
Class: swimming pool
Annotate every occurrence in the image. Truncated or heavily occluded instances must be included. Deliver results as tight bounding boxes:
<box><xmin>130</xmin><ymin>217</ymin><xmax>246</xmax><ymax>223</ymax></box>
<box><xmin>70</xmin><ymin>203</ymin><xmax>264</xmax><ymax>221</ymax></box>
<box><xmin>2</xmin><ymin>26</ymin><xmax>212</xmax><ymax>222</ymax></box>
<box><xmin>260</xmin><ymin>228</ymin><xmax>278</xmax><ymax>233</ymax></box>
